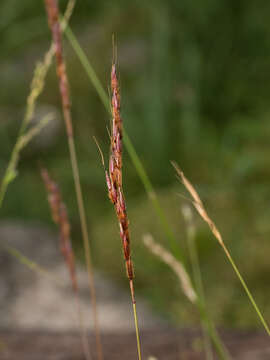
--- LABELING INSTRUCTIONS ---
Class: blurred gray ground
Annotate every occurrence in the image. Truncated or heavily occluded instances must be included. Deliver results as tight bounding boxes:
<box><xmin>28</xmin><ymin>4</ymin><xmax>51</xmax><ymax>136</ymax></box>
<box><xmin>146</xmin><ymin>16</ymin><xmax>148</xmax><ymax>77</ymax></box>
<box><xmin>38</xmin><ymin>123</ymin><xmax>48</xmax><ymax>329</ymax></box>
<box><xmin>1</xmin><ymin>329</ymin><xmax>270</xmax><ymax>359</ymax></box>
<box><xmin>1</xmin><ymin>222</ymin><xmax>270</xmax><ymax>359</ymax></box>
<box><xmin>0</xmin><ymin>221</ymin><xmax>166</xmax><ymax>332</ymax></box>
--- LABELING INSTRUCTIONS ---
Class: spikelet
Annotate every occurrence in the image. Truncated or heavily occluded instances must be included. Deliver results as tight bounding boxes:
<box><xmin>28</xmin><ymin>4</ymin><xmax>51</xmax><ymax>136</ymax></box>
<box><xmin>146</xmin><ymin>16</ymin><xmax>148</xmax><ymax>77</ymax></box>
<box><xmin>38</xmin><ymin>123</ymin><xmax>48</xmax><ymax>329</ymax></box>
<box><xmin>105</xmin><ymin>62</ymin><xmax>134</xmax><ymax>286</ymax></box>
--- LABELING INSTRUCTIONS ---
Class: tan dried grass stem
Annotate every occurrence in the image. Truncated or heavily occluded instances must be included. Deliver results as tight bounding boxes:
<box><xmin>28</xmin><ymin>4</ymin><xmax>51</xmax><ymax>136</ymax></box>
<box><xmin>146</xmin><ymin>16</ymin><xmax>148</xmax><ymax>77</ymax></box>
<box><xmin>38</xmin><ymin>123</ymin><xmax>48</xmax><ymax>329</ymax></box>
<box><xmin>44</xmin><ymin>1</ymin><xmax>103</xmax><ymax>358</ymax></box>
<box><xmin>172</xmin><ymin>161</ymin><xmax>270</xmax><ymax>336</ymax></box>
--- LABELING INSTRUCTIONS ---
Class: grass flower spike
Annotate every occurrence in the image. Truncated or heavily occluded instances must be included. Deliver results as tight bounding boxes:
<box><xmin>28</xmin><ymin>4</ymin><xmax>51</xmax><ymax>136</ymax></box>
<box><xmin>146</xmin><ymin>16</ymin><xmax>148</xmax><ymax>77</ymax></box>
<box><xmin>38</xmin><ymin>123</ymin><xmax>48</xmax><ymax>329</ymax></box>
<box><xmin>104</xmin><ymin>60</ymin><xmax>141</xmax><ymax>360</ymax></box>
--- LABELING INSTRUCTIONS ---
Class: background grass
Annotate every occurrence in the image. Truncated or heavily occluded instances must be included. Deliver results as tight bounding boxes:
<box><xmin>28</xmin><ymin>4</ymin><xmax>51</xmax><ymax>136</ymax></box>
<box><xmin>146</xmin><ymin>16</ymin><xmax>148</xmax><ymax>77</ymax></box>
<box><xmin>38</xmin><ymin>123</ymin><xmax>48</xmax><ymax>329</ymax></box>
<box><xmin>1</xmin><ymin>0</ymin><xmax>270</xmax><ymax>329</ymax></box>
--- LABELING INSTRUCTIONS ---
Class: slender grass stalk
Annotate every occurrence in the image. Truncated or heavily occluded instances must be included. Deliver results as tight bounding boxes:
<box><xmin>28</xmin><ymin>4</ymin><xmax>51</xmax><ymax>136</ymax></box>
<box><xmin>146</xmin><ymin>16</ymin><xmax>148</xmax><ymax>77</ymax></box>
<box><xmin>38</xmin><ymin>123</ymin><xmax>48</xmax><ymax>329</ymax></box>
<box><xmin>196</xmin><ymin>300</ymin><xmax>231</xmax><ymax>360</ymax></box>
<box><xmin>223</xmin><ymin>245</ymin><xmax>270</xmax><ymax>335</ymax></box>
<box><xmin>132</xmin><ymin>302</ymin><xmax>142</xmax><ymax>360</ymax></box>
<box><xmin>103</xmin><ymin>61</ymin><xmax>142</xmax><ymax>360</ymax></box>
<box><xmin>0</xmin><ymin>0</ymin><xmax>75</xmax><ymax>208</ymax></box>
<box><xmin>173</xmin><ymin>161</ymin><xmax>270</xmax><ymax>336</ymax></box>
<box><xmin>64</xmin><ymin>25</ymin><xmax>109</xmax><ymax>110</ymax></box>
<box><xmin>74</xmin><ymin>294</ymin><xmax>92</xmax><ymax>360</ymax></box>
<box><xmin>182</xmin><ymin>205</ymin><xmax>213</xmax><ymax>360</ymax></box>
<box><xmin>44</xmin><ymin>2</ymin><xmax>103</xmax><ymax>359</ymax></box>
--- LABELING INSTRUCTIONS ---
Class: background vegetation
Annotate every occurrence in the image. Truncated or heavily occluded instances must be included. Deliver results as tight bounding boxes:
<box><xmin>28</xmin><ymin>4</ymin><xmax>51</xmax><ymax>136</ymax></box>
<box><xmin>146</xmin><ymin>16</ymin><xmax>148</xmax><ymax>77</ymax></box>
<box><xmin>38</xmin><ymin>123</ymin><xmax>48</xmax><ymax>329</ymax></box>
<box><xmin>1</xmin><ymin>0</ymin><xmax>270</xmax><ymax>329</ymax></box>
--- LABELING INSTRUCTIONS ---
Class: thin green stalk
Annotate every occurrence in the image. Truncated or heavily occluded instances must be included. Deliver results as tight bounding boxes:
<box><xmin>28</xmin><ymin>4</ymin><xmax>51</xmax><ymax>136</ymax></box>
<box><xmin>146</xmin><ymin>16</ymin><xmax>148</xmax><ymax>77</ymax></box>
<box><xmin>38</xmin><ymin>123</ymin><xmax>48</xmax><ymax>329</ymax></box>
<box><xmin>182</xmin><ymin>206</ymin><xmax>213</xmax><ymax>360</ymax></box>
<box><xmin>0</xmin><ymin>114</ymin><xmax>54</xmax><ymax>207</ymax></box>
<box><xmin>123</xmin><ymin>131</ymin><xmax>182</xmax><ymax>260</ymax></box>
<box><xmin>222</xmin><ymin>244</ymin><xmax>270</xmax><ymax>336</ymax></box>
<box><xmin>64</xmin><ymin>25</ymin><xmax>109</xmax><ymax>110</ymax></box>
<box><xmin>132</xmin><ymin>302</ymin><xmax>142</xmax><ymax>360</ymax></box>
<box><xmin>74</xmin><ymin>293</ymin><xmax>92</xmax><ymax>360</ymax></box>
<box><xmin>196</xmin><ymin>299</ymin><xmax>231</xmax><ymax>360</ymax></box>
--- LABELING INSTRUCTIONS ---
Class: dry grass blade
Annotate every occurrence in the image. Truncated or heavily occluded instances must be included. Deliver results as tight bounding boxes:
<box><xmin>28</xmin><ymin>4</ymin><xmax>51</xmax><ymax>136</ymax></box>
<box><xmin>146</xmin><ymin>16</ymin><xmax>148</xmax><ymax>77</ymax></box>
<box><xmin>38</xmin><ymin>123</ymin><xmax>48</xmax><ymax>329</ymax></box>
<box><xmin>172</xmin><ymin>161</ymin><xmax>222</xmax><ymax>245</ymax></box>
<box><xmin>18</xmin><ymin>114</ymin><xmax>54</xmax><ymax>150</ymax></box>
<box><xmin>41</xmin><ymin>168</ymin><xmax>91</xmax><ymax>360</ymax></box>
<box><xmin>0</xmin><ymin>114</ymin><xmax>54</xmax><ymax>206</ymax></box>
<box><xmin>172</xmin><ymin>160</ymin><xmax>270</xmax><ymax>336</ymax></box>
<box><xmin>103</xmin><ymin>59</ymin><xmax>142</xmax><ymax>360</ymax></box>
<box><xmin>143</xmin><ymin>234</ymin><xmax>197</xmax><ymax>303</ymax></box>
<box><xmin>44</xmin><ymin>1</ymin><xmax>103</xmax><ymax>358</ymax></box>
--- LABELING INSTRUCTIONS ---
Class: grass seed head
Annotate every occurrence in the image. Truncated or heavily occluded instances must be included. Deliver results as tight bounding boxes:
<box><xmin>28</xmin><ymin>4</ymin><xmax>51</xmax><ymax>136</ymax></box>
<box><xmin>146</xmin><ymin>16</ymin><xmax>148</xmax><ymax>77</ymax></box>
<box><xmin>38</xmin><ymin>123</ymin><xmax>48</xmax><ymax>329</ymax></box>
<box><xmin>104</xmin><ymin>60</ymin><xmax>134</xmax><ymax>282</ymax></box>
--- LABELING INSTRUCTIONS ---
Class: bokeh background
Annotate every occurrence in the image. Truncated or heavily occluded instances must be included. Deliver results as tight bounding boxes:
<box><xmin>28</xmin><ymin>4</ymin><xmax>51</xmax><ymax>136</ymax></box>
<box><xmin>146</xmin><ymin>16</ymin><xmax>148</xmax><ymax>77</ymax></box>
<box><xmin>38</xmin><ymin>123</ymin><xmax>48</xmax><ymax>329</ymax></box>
<box><xmin>1</xmin><ymin>0</ymin><xmax>270</xmax><ymax>329</ymax></box>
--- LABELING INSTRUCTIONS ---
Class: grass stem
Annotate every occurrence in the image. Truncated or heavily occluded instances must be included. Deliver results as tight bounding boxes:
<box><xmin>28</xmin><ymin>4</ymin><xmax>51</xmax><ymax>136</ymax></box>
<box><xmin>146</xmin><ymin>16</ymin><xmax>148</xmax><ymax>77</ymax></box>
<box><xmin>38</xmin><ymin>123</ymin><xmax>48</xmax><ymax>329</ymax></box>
<box><xmin>222</xmin><ymin>244</ymin><xmax>270</xmax><ymax>336</ymax></box>
<box><xmin>132</xmin><ymin>301</ymin><xmax>142</xmax><ymax>360</ymax></box>
<box><xmin>44</xmin><ymin>1</ymin><xmax>103</xmax><ymax>358</ymax></box>
<box><xmin>173</xmin><ymin>161</ymin><xmax>270</xmax><ymax>337</ymax></box>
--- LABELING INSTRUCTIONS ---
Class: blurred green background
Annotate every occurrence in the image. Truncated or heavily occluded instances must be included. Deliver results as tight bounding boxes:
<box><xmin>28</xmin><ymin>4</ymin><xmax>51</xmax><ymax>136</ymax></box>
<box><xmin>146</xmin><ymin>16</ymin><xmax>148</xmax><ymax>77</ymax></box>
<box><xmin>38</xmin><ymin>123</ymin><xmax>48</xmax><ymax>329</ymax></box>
<box><xmin>1</xmin><ymin>0</ymin><xmax>270</xmax><ymax>329</ymax></box>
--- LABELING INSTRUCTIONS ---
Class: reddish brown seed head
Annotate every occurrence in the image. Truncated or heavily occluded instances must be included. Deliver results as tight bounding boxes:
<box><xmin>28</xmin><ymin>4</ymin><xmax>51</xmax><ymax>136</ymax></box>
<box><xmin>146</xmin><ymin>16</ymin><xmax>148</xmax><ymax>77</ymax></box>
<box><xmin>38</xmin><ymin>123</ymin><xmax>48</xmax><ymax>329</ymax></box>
<box><xmin>106</xmin><ymin>61</ymin><xmax>135</xmax><ymax>282</ymax></box>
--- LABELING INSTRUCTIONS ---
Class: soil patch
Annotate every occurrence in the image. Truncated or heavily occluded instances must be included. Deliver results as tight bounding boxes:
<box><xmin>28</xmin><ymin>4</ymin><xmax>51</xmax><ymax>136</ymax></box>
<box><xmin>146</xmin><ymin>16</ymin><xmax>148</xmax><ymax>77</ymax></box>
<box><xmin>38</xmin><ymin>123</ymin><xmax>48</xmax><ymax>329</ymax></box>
<box><xmin>1</xmin><ymin>329</ymin><xmax>269</xmax><ymax>359</ymax></box>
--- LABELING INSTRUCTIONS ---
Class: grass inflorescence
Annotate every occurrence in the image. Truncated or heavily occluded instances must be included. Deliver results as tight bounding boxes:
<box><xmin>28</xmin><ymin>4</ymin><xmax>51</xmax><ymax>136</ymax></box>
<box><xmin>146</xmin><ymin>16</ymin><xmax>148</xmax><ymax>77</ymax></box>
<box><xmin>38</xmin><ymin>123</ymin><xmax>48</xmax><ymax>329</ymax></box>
<box><xmin>103</xmin><ymin>59</ymin><xmax>142</xmax><ymax>360</ymax></box>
